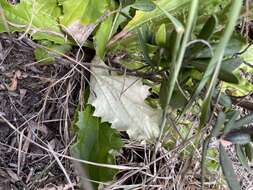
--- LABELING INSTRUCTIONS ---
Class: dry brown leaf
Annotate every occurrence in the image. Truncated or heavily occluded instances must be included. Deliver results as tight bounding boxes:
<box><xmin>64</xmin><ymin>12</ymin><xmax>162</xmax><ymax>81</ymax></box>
<box><xmin>7</xmin><ymin>70</ymin><xmax>22</xmax><ymax>91</ymax></box>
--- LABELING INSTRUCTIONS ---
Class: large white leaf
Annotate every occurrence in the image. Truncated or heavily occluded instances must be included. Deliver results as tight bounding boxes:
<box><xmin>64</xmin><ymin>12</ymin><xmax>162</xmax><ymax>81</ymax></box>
<box><xmin>88</xmin><ymin>57</ymin><xmax>161</xmax><ymax>140</ymax></box>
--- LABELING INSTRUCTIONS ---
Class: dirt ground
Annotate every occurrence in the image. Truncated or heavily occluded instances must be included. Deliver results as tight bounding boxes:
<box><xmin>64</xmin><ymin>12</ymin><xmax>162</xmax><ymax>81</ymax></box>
<box><xmin>0</xmin><ymin>33</ymin><xmax>88</xmax><ymax>189</ymax></box>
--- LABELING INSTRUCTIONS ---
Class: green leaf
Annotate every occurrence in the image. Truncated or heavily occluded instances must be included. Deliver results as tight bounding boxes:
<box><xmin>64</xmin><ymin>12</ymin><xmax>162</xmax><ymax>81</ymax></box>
<box><xmin>131</xmin><ymin>0</ymin><xmax>156</xmax><ymax>12</ymax></box>
<box><xmin>34</xmin><ymin>48</ymin><xmax>54</xmax><ymax>63</ymax></box>
<box><xmin>155</xmin><ymin>23</ymin><xmax>166</xmax><ymax>46</ymax></box>
<box><xmin>219</xmin><ymin>144</ymin><xmax>241</xmax><ymax>190</ymax></box>
<box><xmin>124</xmin><ymin>0</ymin><xmax>190</xmax><ymax>31</ymax></box>
<box><xmin>189</xmin><ymin>15</ymin><xmax>217</xmax><ymax>56</ymax></box>
<box><xmin>219</xmin><ymin>92</ymin><xmax>232</xmax><ymax>108</ymax></box>
<box><xmin>94</xmin><ymin>15</ymin><xmax>114</xmax><ymax>59</ymax></box>
<box><xmin>179</xmin><ymin>0</ymin><xmax>243</xmax><ymax>123</ymax></box>
<box><xmin>234</xmin><ymin>113</ymin><xmax>253</xmax><ymax>128</ymax></box>
<box><xmin>212</xmin><ymin>112</ymin><xmax>226</xmax><ymax>137</ymax></box>
<box><xmin>224</xmin><ymin>111</ymin><xmax>240</xmax><ymax>134</ymax></box>
<box><xmin>201</xmin><ymin>111</ymin><xmax>225</xmax><ymax>188</ymax></box>
<box><xmin>124</xmin><ymin>0</ymin><xmax>230</xmax><ymax>32</ymax></box>
<box><xmin>196</xmin><ymin>33</ymin><xmax>246</xmax><ymax>59</ymax></box>
<box><xmin>60</xmin><ymin>0</ymin><xmax>108</xmax><ymax>26</ymax></box>
<box><xmin>222</xmin><ymin>77</ymin><xmax>253</xmax><ymax>96</ymax></box>
<box><xmin>159</xmin><ymin>78</ymin><xmax>169</xmax><ymax>109</ymax></box>
<box><xmin>170</xmin><ymin>88</ymin><xmax>188</xmax><ymax>109</ymax></box>
<box><xmin>159</xmin><ymin>79</ymin><xmax>187</xmax><ymax>109</ymax></box>
<box><xmin>198</xmin><ymin>15</ymin><xmax>217</xmax><ymax>40</ymax></box>
<box><xmin>160</xmin><ymin>0</ymin><xmax>197</xmax><ymax>110</ymax></box>
<box><xmin>60</xmin><ymin>0</ymin><xmax>109</xmax><ymax>44</ymax></box>
<box><xmin>72</xmin><ymin>105</ymin><xmax>123</xmax><ymax>187</ymax></box>
<box><xmin>34</xmin><ymin>43</ymin><xmax>71</xmax><ymax>63</ymax></box>
<box><xmin>240</xmin><ymin>44</ymin><xmax>253</xmax><ymax>66</ymax></box>
<box><xmin>244</xmin><ymin>143</ymin><xmax>253</xmax><ymax>162</ymax></box>
<box><xmin>235</xmin><ymin>144</ymin><xmax>249</xmax><ymax>168</ymax></box>
<box><xmin>157</xmin><ymin>4</ymin><xmax>184</xmax><ymax>74</ymax></box>
<box><xmin>201</xmin><ymin>137</ymin><xmax>211</xmax><ymax>188</ymax></box>
<box><xmin>137</xmin><ymin>26</ymin><xmax>153</xmax><ymax>66</ymax></box>
<box><xmin>201</xmin><ymin>111</ymin><xmax>226</xmax><ymax>187</ymax></box>
<box><xmin>0</xmin><ymin>0</ymin><xmax>65</xmax><ymax>43</ymax></box>
<box><xmin>190</xmin><ymin>58</ymin><xmax>241</xmax><ymax>84</ymax></box>
<box><xmin>223</xmin><ymin>130</ymin><xmax>251</xmax><ymax>145</ymax></box>
<box><xmin>120</xmin><ymin>0</ymin><xmax>135</xmax><ymax>7</ymax></box>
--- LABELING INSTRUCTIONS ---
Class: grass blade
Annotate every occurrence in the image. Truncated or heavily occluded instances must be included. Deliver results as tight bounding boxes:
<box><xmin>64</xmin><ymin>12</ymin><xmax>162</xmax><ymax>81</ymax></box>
<box><xmin>234</xmin><ymin>113</ymin><xmax>253</xmax><ymax>128</ymax></box>
<box><xmin>212</xmin><ymin>112</ymin><xmax>226</xmax><ymax>137</ymax></box>
<box><xmin>235</xmin><ymin>144</ymin><xmax>249</xmax><ymax>168</ymax></box>
<box><xmin>201</xmin><ymin>111</ymin><xmax>225</xmax><ymax>189</ymax></box>
<box><xmin>224</xmin><ymin>111</ymin><xmax>240</xmax><ymax>134</ymax></box>
<box><xmin>164</xmin><ymin>0</ymin><xmax>198</xmax><ymax>108</ymax></box>
<box><xmin>219</xmin><ymin>144</ymin><xmax>241</xmax><ymax>190</ymax></box>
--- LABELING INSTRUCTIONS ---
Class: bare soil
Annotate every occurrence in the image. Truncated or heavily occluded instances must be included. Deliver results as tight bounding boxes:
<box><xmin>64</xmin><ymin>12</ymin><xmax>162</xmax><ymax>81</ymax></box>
<box><xmin>0</xmin><ymin>33</ymin><xmax>87</xmax><ymax>189</ymax></box>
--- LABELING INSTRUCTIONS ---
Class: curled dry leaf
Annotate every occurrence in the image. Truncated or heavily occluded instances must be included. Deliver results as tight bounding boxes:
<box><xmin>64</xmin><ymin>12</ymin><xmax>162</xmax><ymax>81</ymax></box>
<box><xmin>88</xmin><ymin>57</ymin><xmax>161</xmax><ymax>140</ymax></box>
<box><xmin>6</xmin><ymin>70</ymin><xmax>22</xmax><ymax>92</ymax></box>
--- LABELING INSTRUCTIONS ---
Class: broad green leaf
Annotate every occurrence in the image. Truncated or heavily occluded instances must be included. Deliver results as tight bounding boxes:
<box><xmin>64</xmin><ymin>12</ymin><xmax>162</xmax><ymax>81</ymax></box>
<box><xmin>198</xmin><ymin>15</ymin><xmax>217</xmax><ymax>40</ymax></box>
<box><xmin>223</xmin><ymin>130</ymin><xmax>251</xmax><ymax>145</ymax></box>
<box><xmin>60</xmin><ymin>0</ymin><xmax>109</xmax><ymax>44</ymax></box>
<box><xmin>224</xmin><ymin>111</ymin><xmax>240</xmax><ymax>134</ymax></box>
<box><xmin>234</xmin><ymin>113</ymin><xmax>253</xmax><ymax>128</ymax></box>
<box><xmin>219</xmin><ymin>144</ymin><xmax>241</xmax><ymax>190</ymax></box>
<box><xmin>60</xmin><ymin>0</ymin><xmax>108</xmax><ymax>26</ymax></box>
<box><xmin>158</xmin><ymin>4</ymin><xmax>184</xmax><ymax>71</ymax></box>
<box><xmin>222</xmin><ymin>77</ymin><xmax>253</xmax><ymax>96</ymax></box>
<box><xmin>240</xmin><ymin>45</ymin><xmax>253</xmax><ymax>94</ymax></box>
<box><xmin>190</xmin><ymin>58</ymin><xmax>241</xmax><ymax>84</ymax></box>
<box><xmin>94</xmin><ymin>15</ymin><xmax>114</xmax><ymax>59</ymax></box>
<box><xmin>235</xmin><ymin>144</ymin><xmax>249</xmax><ymax>168</ymax></box>
<box><xmin>72</xmin><ymin>105</ymin><xmax>122</xmax><ymax>187</ymax></box>
<box><xmin>240</xmin><ymin>44</ymin><xmax>253</xmax><ymax>67</ymax></box>
<box><xmin>88</xmin><ymin>57</ymin><xmax>161</xmax><ymax>140</ymax></box>
<box><xmin>123</xmin><ymin>0</ymin><xmax>230</xmax><ymax>32</ymax></box>
<box><xmin>131</xmin><ymin>0</ymin><xmax>156</xmax><ymax>12</ymax></box>
<box><xmin>0</xmin><ymin>0</ymin><xmax>65</xmax><ymax>43</ymax></box>
<box><xmin>196</xmin><ymin>34</ymin><xmax>246</xmax><ymax>59</ymax></box>
<box><xmin>212</xmin><ymin>112</ymin><xmax>226</xmax><ymax>137</ymax></box>
<box><xmin>159</xmin><ymin>78</ymin><xmax>169</xmax><ymax>109</ymax></box>
<box><xmin>34</xmin><ymin>48</ymin><xmax>54</xmax><ymax>63</ymax></box>
<box><xmin>189</xmin><ymin>15</ymin><xmax>217</xmax><ymax>56</ymax></box>
<box><xmin>34</xmin><ymin>42</ymin><xmax>71</xmax><ymax>63</ymax></box>
<box><xmin>170</xmin><ymin>88</ymin><xmax>188</xmax><ymax>109</ymax></box>
<box><xmin>124</xmin><ymin>0</ymin><xmax>230</xmax><ymax>32</ymax></box>
<box><xmin>159</xmin><ymin>79</ymin><xmax>187</xmax><ymax>109</ymax></box>
<box><xmin>124</xmin><ymin>0</ymin><xmax>190</xmax><ymax>31</ymax></box>
<box><xmin>155</xmin><ymin>24</ymin><xmax>166</xmax><ymax>46</ymax></box>
<box><xmin>222</xmin><ymin>52</ymin><xmax>253</xmax><ymax>96</ymax></box>
<box><xmin>137</xmin><ymin>27</ymin><xmax>153</xmax><ymax>66</ymax></box>
<box><xmin>219</xmin><ymin>92</ymin><xmax>232</xmax><ymax>108</ymax></box>
<box><xmin>120</xmin><ymin>0</ymin><xmax>135</xmax><ymax>7</ymax></box>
